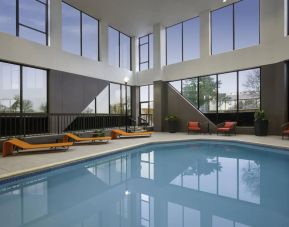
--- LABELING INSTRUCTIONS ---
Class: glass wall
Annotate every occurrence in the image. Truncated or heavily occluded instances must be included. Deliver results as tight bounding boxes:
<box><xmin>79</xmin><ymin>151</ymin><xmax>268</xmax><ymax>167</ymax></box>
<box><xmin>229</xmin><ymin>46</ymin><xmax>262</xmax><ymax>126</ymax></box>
<box><xmin>62</xmin><ymin>2</ymin><xmax>99</xmax><ymax>60</ymax></box>
<box><xmin>166</xmin><ymin>17</ymin><xmax>200</xmax><ymax>65</ymax></box>
<box><xmin>169</xmin><ymin>68</ymin><xmax>260</xmax><ymax>114</ymax></box>
<box><xmin>82</xmin><ymin>83</ymin><xmax>131</xmax><ymax>115</ymax></box>
<box><xmin>140</xmin><ymin>85</ymin><xmax>154</xmax><ymax>125</ymax></box>
<box><xmin>0</xmin><ymin>62</ymin><xmax>47</xmax><ymax>113</ymax></box>
<box><xmin>139</xmin><ymin>34</ymin><xmax>153</xmax><ymax>71</ymax></box>
<box><xmin>0</xmin><ymin>0</ymin><xmax>48</xmax><ymax>45</ymax></box>
<box><xmin>108</xmin><ymin>27</ymin><xmax>131</xmax><ymax>70</ymax></box>
<box><xmin>211</xmin><ymin>0</ymin><xmax>260</xmax><ymax>55</ymax></box>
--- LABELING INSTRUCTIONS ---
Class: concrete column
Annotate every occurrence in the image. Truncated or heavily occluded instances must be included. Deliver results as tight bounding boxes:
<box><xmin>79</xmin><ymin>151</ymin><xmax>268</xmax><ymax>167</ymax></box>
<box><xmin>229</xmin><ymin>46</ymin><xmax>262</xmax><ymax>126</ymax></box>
<box><xmin>99</xmin><ymin>20</ymin><xmax>108</xmax><ymax>64</ymax></box>
<box><xmin>153</xmin><ymin>24</ymin><xmax>166</xmax><ymax>71</ymax></box>
<box><xmin>49</xmin><ymin>0</ymin><xmax>62</xmax><ymax>49</ymax></box>
<box><xmin>153</xmin><ymin>81</ymin><xmax>167</xmax><ymax>131</ymax></box>
<box><xmin>199</xmin><ymin>10</ymin><xmax>210</xmax><ymax>59</ymax></box>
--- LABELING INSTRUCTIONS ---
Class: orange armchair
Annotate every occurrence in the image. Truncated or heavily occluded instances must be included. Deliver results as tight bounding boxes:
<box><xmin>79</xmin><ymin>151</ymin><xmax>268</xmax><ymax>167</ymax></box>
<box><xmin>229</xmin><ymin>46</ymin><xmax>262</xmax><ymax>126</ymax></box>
<box><xmin>188</xmin><ymin>122</ymin><xmax>201</xmax><ymax>134</ymax></box>
<box><xmin>281</xmin><ymin>123</ymin><xmax>289</xmax><ymax>139</ymax></box>
<box><xmin>216</xmin><ymin>121</ymin><xmax>237</xmax><ymax>135</ymax></box>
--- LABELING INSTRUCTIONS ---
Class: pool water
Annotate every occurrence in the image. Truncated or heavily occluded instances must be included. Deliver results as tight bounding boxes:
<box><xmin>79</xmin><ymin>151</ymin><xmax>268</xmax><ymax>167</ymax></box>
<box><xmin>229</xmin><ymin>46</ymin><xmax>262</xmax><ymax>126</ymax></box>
<box><xmin>1</xmin><ymin>140</ymin><xmax>289</xmax><ymax>227</ymax></box>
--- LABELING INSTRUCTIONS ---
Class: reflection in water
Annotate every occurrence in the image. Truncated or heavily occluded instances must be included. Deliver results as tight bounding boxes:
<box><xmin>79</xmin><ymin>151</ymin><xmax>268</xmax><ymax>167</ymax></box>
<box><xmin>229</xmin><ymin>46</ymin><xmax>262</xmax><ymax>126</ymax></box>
<box><xmin>0</xmin><ymin>141</ymin><xmax>288</xmax><ymax>227</ymax></box>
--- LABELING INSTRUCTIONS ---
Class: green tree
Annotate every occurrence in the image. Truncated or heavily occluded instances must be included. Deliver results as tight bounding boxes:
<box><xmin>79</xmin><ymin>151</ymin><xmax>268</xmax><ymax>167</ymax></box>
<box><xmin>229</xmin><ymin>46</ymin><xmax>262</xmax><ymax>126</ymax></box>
<box><xmin>10</xmin><ymin>95</ymin><xmax>34</xmax><ymax>113</ymax></box>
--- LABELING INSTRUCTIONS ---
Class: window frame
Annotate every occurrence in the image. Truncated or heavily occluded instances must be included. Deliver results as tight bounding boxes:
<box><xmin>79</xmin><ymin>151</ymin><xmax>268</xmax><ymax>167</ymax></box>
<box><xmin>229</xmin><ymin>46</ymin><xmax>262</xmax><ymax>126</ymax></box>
<box><xmin>62</xmin><ymin>1</ymin><xmax>100</xmax><ymax>60</ymax></box>
<box><xmin>139</xmin><ymin>85</ymin><xmax>154</xmax><ymax>125</ymax></box>
<box><xmin>169</xmin><ymin>67</ymin><xmax>261</xmax><ymax>114</ymax></box>
<box><xmin>139</xmin><ymin>33</ymin><xmax>153</xmax><ymax>71</ymax></box>
<box><xmin>108</xmin><ymin>26</ymin><xmax>132</xmax><ymax>70</ymax></box>
<box><xmin>0</xmin><ymin>60</ymin><xmax>48</xmax><ymax>113</ymax></box>
<box><xmin>210</xmin><ymin>0</ymin><xmax>260</xmax><ymax>55</ymax></box>
<box><xmin>166</xmin><ymin>16</ymin><xmax>200</xmax><ymax>65</ymax></box>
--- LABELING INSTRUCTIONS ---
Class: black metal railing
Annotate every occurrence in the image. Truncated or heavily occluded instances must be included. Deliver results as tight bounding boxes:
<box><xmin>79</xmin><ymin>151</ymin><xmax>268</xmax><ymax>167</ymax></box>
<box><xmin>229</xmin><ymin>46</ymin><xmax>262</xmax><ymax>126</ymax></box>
<box><xmin>139</xmin><ymin>114</ymin><xmax>153</xmax><ymax>127</ymax></box>
<box><xmin>0</xmin><ymin>113</ymin><xmax>132</xmax><ymax>138</ymax></box>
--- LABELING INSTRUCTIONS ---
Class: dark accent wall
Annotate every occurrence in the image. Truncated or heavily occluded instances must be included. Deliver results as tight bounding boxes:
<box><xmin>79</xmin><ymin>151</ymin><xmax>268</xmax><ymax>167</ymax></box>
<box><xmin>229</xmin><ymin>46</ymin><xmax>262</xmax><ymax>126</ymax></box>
<box><xmin>153</xmin><ymin>81</ymin><xmax>216</xmax><ymax>132</ymax></box>
<box><xmin>49</xmin><ymin>70</ymin><xmax>109</xmax><ymax>113</ymax></box>
<box><xmin>261</xmin><ymin>62</ymin><xmax>288</xmax><ymax>135</ymax></box>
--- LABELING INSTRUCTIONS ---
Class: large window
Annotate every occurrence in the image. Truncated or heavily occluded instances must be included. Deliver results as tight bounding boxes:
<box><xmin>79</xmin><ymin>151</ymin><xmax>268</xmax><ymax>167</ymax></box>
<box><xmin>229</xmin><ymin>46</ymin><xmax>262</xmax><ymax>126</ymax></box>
<box><xmin>0</xmin><ymin>62</ymin><xmax>47</xmax><ymax>113</ymax></box>
<box><xmin>139</xmin><ymin>34</ymin><xmax>153</xmax><ymax>71</ymax></box>
<box><xmin>83</xmin><ymin>83</ymin><xmax>131</xmax><ymax>115</ymax></box>
<box><xmin>140</xmin><ymin>85</ymin><xmax>154</xmax><ymax>126</ymax></box>
<box><xmin>169</xmin><ymin>68</ymin><xmax>261</xmax><ymax>115</ymax></box>
<box><xmin>166</xmin><ymin>17</ymin><xmax>200</xmax><ymax>65</ymax></box>
<box><xmin>218</xmin><ymin>72</ymin><xmax>237</xmax><ymax>113</ymax></box>
<box><xmin>211</xmin><ymin>0</ymin><xmax>260</xmax><ymax>55</ymax></box>
<box><xmin>108</xmin><ymin>27</ymin><xmax>131</xmax><ymax>70</ymax></box>
<box><xmin>0</xmin><ymin>0</ymin><xmax>48</xmax><ymax>45</ymax></box>
<box><xmin>62</xmin><ymin>2</ymin><xmax>99</xmax><ymax>60</ymax></box>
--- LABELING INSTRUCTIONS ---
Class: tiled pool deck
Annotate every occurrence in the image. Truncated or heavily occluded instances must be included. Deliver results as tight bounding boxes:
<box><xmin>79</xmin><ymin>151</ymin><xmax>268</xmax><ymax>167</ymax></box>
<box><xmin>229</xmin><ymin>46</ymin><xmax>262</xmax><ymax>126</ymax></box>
<box><xmin>0</xmin><ymin>133</ymin><xmax>288</xmax><ymax>180</ymax></box>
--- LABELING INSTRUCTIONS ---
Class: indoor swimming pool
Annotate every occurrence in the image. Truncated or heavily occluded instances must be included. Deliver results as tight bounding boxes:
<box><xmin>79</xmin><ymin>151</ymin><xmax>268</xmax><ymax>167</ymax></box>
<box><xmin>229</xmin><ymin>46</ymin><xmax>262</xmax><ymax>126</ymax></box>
<box><xmin>0</xmin><ymin>140</ymin><xmax>289</xmax><ymax>227</ymax></box>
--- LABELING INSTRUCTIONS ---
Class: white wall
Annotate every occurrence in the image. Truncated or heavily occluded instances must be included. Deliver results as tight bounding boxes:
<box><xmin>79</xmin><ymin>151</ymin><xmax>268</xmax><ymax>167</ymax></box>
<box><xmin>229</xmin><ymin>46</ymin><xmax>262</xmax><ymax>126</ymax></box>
<box><xmin>0</xmin><ymin>0</ymin><xmax>287</xmax><ymax>86</ymax></box>
<box><xmin>136</xmin><ymin>0</ymin><xmax>289</xmax><ymax>85</ymax></box>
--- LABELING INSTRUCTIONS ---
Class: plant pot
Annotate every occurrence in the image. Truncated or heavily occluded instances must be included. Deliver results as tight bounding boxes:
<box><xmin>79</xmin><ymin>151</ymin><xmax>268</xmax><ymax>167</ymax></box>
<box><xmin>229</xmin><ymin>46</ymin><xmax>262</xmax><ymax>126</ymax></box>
<box><xmin>254</xmin><ymin>119</ymin><xmax>268</xmax><ymax>136</ymax></box>
<box><xmin>167</xmin><ymin>120</ymin><xmax>178</xmax><ymax>133</ymax></box>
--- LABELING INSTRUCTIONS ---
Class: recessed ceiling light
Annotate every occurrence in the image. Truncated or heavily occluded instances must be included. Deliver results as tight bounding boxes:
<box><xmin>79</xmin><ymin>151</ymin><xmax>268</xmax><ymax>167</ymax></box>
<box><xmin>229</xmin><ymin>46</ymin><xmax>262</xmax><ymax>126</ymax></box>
<box><xmin>223</xmin><ymin>0</ymin><xmax>227</xmax><ymax>2</ymax></box>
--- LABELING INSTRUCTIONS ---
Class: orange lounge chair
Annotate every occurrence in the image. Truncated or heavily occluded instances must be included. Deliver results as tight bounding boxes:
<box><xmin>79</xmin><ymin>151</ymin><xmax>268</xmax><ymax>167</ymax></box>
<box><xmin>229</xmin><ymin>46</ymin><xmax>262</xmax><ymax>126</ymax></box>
<box><xmin>187</xmin><ymin>122</ymin><xmax>201</xmax><ymax>134</ymax></box>
<box><xmin>281</xmin><ymin>123</ymin><xmax>289</xmax><ymax>139</ymax></box>
<box><xmin>111</xmin><ymin>129</ymin><xmax>152</xmax><ymax>139</ymax></box>
<box><xmin>2</xmin><ymin>139</ymin><xmax>73</xmax><ymax>157</ymax></box>
<box><xmin>216</xmin><ymin>121</ymin><xmax>237</xmax><ymax>135</ymax></box>
<box><xmin>63</xmin><ymin>133</ymin><xmax>111</xmax><ymax>143</ymax></box>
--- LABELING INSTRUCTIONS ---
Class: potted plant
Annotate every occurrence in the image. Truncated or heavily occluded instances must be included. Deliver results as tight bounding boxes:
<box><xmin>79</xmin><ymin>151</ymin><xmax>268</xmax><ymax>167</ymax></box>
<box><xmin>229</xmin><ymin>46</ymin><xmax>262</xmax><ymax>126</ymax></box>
<box><xmin>165</xmin><ymin>114</ymin><xmax>178</xmax><ymax>133</ymax></box>
<box><xmin>254</xmin><ymin>110</ymin><xmax>269</xmax><ymax>136</ymax></box>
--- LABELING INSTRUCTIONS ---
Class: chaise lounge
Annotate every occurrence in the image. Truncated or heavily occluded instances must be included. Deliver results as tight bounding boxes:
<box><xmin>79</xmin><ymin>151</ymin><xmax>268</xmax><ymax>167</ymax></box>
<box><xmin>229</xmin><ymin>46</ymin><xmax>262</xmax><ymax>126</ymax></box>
<box><xmin>187</xmin><ymin>121</ymin><xmax>202</xmax><ymax>134</ymax></box>
<box><xmin>111</xmin><ymin>129</ymin><xmax>153</xmax><ymax>139</ymax></box>
<box><xmin>216</xmin><ymin>121</ymin><xmax>237</xmax><ymax>135</ymax></box>
<box><xmin>2</xmin><ymin>139</ymin><xmax>73</xmax><ymax>157</ymax></box>
<box><xmin>63</xmin><ymin>133</ymin><xmax>111</xmax><ymax>144</ymax></box>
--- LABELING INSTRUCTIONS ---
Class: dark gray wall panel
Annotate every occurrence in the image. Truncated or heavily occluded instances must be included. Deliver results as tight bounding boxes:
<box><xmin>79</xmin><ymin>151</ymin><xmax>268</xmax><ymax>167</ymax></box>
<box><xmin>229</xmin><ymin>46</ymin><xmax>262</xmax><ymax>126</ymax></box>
<box><xmin>261</xmin><ymin>62</ymin><xmax>288</xmax><ymax>135</ymax></box>
<box><xmin>49</xmin><ymin>70</ymin><xmax>109</xmax><ymax>113</ymax></box>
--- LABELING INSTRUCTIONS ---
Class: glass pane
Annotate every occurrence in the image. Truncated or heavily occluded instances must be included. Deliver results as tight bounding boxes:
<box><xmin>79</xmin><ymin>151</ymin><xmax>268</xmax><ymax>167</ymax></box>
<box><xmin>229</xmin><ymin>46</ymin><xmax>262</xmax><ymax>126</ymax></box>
<box><xmin>149</xmin><ymin>34</ymin><xmax>154</xmax><ymax>69</ymax></box>
<box><xmin>139</xmin><ymin>36</ymin><xmax>148</xmax><ymax>45</ymax></box>
<box><xmin>19</xmin><ymin>0</ymin><xmax>46</xmax><ymax>32</ymax></box>
<box><xmin>22</xmin><ymin>67</ymin><xmax>47</xmax><ymax>113</ymax></box>
<box><xmin>0</xmin><ymin>0</ymin><xmax>16</xmax><ymax>35</ymax></box>
<box><xmin>62</xmin><ymin>3</ymin><xmax>81</xmax><ymax>55</ymax></box>
<box><xmin>218</xmin><ymin>157</ymin><xmax>237</xmax><ymax>198</ymax></box>
<box><xmin>120</xmin><ymin>33</ymin><xmax>131</xmax><ymax>70</ymax></box>
<box><xmin>140</xmin><ymin>44</ymin><xmax>149</xmax><ymax>63</ymax></box>
<box><xmin>211</xmin><ymin>5</ymin><xmax>233</xmax><ymax>55</ymax></box>
<box><xmin>82</xmin><ymin>99</ymin><xmax>95</xmax><ymax>113</ymax></box>
<box><xmin>199</xmin><ymin>75</ymin><xmax>217</xmax><ymax>113</ymax></box>
<box><xmin>140</xmin><ymin>85</ymin><xmax>149</xmax><ymax>102</ymax></box>
<box><xmin>218</xmin><ymin>72</ymin><xmax>237</xmax><ymax>113</ymax></box>
<box><xmin>19</xmin><ymin>26</ymin><xmax>46</xmax><ymax>45</ymax></box>
<box><xmin>108</xmin><ymin>27</ymin><xmax>119</xmax><ymax>67</ymax></box>
<box><xmin>238</xmin><ymin>68</ymin><xmax>260</xmax><ymax>112</ymax></box>
<box><xmin>82</xmin><ymin>14</ymin><xmax>98</xmax><ymax>60</ymax></box>
<box><xmin>149</xmin><ymin>85</ymin><xmax>154</xmax><ymax>101</ymax></box>
<box><xmin>235</xmin><ymin>0</ymin><xmax>259</xmax><ymax>50</ymax></box>
<box><xmin>110</xmin><ymin>83</ymin><xmax>121</xmax><ymax>114</ymax></box>
<box><xmin>183</xmin><ymin>17</ymin><xmax>200</xmax><ymax>61</ymax></box>
<box><xmin>0</xmin><ymin>62</ymin><xmax>20</xmax><ymax>113</ymax></box>
<box><xmin>169</xmin><ymin>80</ymin><xmax>182</xmax><ymax>93</ymax></box>
<box><xmin>96</xmin><ymin>86</ymin><xmax>109</xmax><ymax>114</ymax></box>
<box><xmin>140</xmin><ymin>63</ymin><xmax>149</xmax><ymax>71</ymax></box>
<box><xmin>141</xmin><ymin>102</ymin><xmax>149</xmax><ymax>115</ymax></box>
<box><xmin>166</xmin><ymin>23</ymin><xmax>182</xmax><ymax>65</ymax></box>
<box><xmin>182</xmin><ymin>78</ymin><xmax>198</xmax><ymax>107</ymax></box>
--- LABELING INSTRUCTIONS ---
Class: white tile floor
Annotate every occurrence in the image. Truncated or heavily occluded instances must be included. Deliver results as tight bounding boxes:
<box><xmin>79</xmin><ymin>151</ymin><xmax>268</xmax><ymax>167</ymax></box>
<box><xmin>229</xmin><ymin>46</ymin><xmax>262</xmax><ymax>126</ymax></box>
<box><xmin>0</xmin><ymin>132</ymin><xmax>288</xmax><ymax>180</ymax></box>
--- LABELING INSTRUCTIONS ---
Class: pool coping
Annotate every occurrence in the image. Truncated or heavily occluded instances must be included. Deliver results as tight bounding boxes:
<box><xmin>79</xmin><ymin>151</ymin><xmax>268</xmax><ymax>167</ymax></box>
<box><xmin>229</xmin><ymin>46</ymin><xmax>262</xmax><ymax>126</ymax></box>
<box><xmin>0</xmin><ymin>137</ymin><xmax>288</xmax><ymax>182</ymax></box>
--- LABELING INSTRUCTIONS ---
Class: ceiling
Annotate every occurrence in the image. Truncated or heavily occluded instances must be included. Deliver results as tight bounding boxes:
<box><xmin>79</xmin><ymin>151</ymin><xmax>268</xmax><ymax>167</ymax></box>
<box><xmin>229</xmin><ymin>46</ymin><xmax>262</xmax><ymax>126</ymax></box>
<box><xmin>65</xmin><ymin>0</ymin><xmax>237</xmax><ymax>37</ymax></box>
